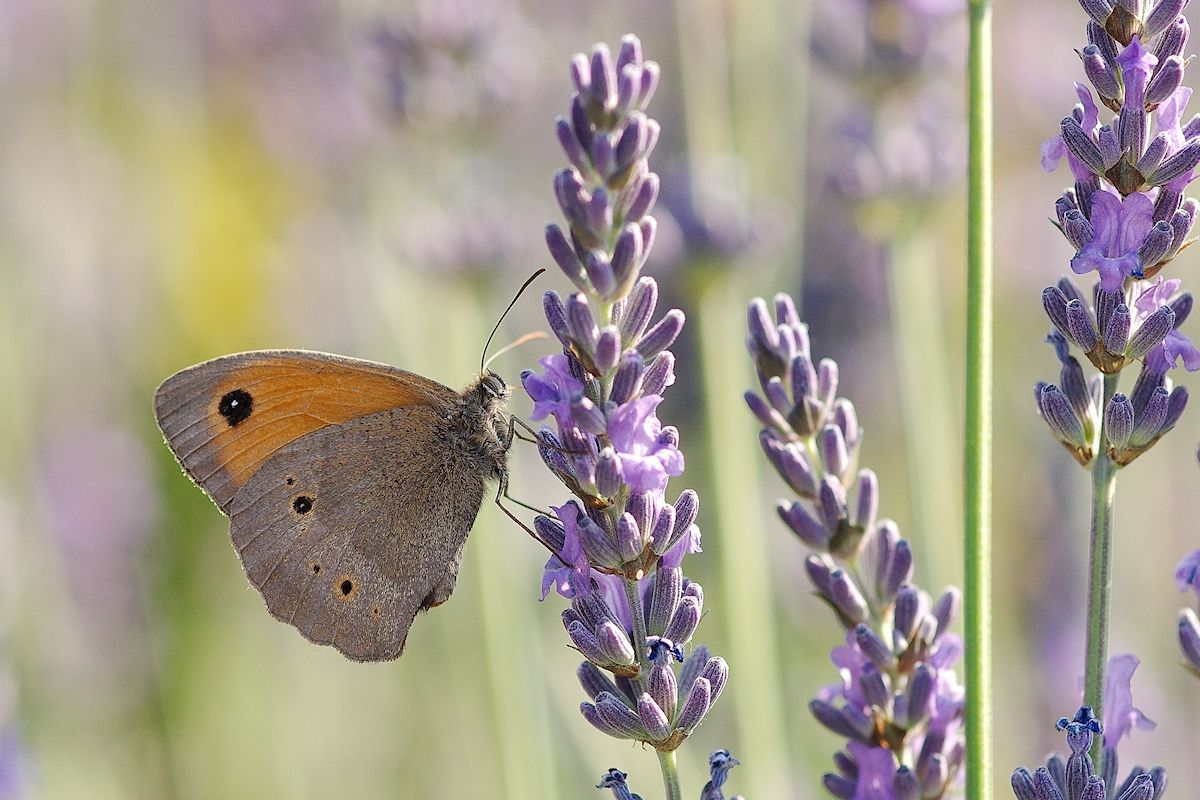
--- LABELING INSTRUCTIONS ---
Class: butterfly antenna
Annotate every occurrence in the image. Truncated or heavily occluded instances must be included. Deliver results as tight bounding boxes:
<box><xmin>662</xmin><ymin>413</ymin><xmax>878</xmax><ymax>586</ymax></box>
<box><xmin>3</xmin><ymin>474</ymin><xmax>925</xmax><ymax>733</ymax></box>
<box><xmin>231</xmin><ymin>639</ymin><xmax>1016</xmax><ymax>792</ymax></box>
<box><xmin>480</xmin><ymin>268</ymin><xmax>545</xmax><ymax>373</ymax></box>
<box><xmin>482</xmin><ymin>331</ymin><xmax>549</xmax><ymax>372</ymax></box>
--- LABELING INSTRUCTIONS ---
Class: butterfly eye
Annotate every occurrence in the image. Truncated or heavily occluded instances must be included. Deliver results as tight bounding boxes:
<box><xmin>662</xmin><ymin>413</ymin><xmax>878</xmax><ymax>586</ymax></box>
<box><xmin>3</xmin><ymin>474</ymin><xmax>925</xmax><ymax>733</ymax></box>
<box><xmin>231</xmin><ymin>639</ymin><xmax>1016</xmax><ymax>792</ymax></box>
<box><xmin>482</xmin><ymin>372</ymin><xmax>507</xmax><ymax>398</ymax></box>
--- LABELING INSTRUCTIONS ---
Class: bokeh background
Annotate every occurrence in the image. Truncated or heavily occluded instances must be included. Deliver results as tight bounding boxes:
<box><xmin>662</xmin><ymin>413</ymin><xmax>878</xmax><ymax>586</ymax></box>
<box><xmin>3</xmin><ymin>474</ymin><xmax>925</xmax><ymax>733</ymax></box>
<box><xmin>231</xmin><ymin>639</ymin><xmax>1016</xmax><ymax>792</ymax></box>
<box><xmin>1</xmin><ymin>0</ymin><xmax>1198</xmax><ymax>797</ymax></box>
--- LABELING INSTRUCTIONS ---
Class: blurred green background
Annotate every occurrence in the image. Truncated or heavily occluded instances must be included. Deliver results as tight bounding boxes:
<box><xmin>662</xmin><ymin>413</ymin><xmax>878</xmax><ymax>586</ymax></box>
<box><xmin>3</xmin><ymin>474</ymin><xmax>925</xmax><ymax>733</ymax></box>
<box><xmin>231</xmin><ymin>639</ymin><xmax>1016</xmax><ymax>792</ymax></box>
<box><xmin>1</xmin><ymin>0</ymin><xmax>1198</xmax><ymax>797</ymax></box>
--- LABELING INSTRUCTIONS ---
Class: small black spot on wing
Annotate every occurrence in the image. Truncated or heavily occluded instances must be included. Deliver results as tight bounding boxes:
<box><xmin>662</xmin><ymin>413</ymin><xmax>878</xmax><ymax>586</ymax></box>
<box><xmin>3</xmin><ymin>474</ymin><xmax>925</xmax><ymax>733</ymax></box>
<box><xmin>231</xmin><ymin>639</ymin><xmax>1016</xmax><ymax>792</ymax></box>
<box><xmin>292</xmin><ymin>495</ymin><xmax>313</xmax><ymax>514</ymax></box>
<box><xmin>218</xmin><ymin>389</ymin><xmax>253</xmax><ymax>426</ymax></box>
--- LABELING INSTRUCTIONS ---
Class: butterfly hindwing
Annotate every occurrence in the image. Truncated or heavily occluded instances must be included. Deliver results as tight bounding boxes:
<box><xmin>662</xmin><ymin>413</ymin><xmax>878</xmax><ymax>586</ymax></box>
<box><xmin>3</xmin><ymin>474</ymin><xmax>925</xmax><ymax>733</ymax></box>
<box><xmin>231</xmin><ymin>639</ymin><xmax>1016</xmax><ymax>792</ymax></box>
<box><xmin>228</xmin><ymin>406</ymin><xmax>487</xmax><ymax>661</ymax></box>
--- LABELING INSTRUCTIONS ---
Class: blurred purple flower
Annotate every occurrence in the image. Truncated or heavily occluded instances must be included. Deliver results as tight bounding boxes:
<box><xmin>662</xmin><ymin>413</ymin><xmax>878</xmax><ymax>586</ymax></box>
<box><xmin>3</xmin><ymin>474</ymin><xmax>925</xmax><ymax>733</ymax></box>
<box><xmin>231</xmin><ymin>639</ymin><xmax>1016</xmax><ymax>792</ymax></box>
<box><xmin>1102</xmin><ymin>653</ymin><xmax>1156</xmax><ymax>751</ymax></box>
<box><xmin>846</xmin><ymin>741</ymin><xmax>898</xmax><ymax>800</ymax></box>
<box><xmin>1174</xmin><ymin>548</ymin><xmax>1200</xmax><ymax>601</ymax></box>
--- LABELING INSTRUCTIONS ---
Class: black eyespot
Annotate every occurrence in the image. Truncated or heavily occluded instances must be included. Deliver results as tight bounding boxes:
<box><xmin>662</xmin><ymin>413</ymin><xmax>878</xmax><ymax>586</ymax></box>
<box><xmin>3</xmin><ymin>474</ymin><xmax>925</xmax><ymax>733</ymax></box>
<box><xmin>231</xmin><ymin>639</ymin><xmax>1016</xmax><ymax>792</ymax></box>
<box><xmin>292</xmin><ymin>496</ymin><xmax>313</xmax><ymax>514</ymax></box>
<box><xmin>286</xmin><ymin>477</ymin><xmax>295</xmax><ymax>486</ymax></box>
<box><xmin>310</xmin><ymin>562</ymin><xmax>322</xmax><ymax>575</ymax></box>
<box><xmin>218</xmin><ymin>389</ymin><xmax>253</xmax><ymax>426</ymax></box>
<box><xmin>340</xmin><ymin>579</ymin><xmax>353</xmax><ymax>596</ymax></box>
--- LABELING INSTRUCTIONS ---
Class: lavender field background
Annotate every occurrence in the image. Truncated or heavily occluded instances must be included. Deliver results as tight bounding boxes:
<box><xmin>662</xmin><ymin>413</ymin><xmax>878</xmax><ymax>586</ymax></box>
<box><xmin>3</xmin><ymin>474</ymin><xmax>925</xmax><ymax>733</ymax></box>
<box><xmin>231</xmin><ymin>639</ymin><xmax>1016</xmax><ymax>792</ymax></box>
<box><xmin>1</xmin><ymin>0</ymin><xmax>1198</xmax><ymax>797</ymax></box>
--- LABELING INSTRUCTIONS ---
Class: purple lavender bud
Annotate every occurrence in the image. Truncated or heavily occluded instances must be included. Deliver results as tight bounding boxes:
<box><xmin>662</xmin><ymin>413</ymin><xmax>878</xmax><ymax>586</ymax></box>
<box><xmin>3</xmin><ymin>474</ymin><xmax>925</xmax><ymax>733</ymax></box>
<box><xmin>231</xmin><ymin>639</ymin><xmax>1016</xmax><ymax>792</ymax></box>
<box><xmin>615</xmin><ymin>65</ymin><xmax>638</xmax><ymax>115</ymax></box>
<box><xmin>824</xmin><ymin>773</ymin><xmax>857</xmax><ymax>799</ymax></box>
<box><xmin>638</xmin><ymin>215</ymin><xmax>657</xmax><ymax>256</ymax></box>
<box><xmin>834</xmin><ymin>399</ymin><xmax>860</xmax><ymax>448</ymax></box>
<box><xmin>678</xmin><ymin>644</ymin><xmax>710</xmax><ymax>692</ymax></box>
<box><xmin>884</xmin><ymin>541</ymin><xmax>915</xmax><ymax>601</ymax></box>
<box><xmin>582</xmin><ymin>702</ymin><xmax>633</xmax><ymax>739</ymax></box>
<box><xmin>854</xmin><ymin>469</ymin><xmax>879</xmax><ymax>532</ymax></box>
<box><xmin>919</xmin><ymin>753</ymin><xmax>949</xmax><ymax>798</ymax></box>
<box><xmin>546</xmin><ymin>225</ymin><xmax>585</xmax><ymax>287</ymax></box>
<box><xmin>543</xmin><ymin>291</ymin><xmax>572</xmax><ymax>348</ymax></box>
<box><xmin>594</xmin><ymin>326</ymin><xmax>621</xmax><ymax>373</ymax></box>
<box><xmin>1061</xmin><ymin>116</ymin><xmax>1105</xmax><ymax>175</ymax></box>
<box><xmin>1060</xmin><ymin>355</ymin><xmax>1093</xmax><ymax>426</ymax></box>
<box><xmin>855</xmin><ymin>624</ymin><xmax>897</xmax><ymax>671</ymax></box>
<box><xmin>537</xmin><ymin>515</ymin><xmax>570</xmax><ymax>561</ymax></box>
<box><xmin>664</xmin><ymin>596</ymin><xmax>701</xmax><ymax>644</ymax></box>
<box><xmin>805</xmin><ymin>554</ymin><xmax>835</xmax><ymax>595</ymax></box>
<box><xmin>642</xmin><ymin>351</ymin><xmax>674</xmax><ymax>396</ymax></box>
<box><xmin>819</xmin><ymin>424</ymin><xmax>850</xmax><ymax>479</ymax></box>
<box><xmin>1149</xmin><ymin>138</ymin><xmax>1200</xmax><ymax>186</ymax></box>
<box><xmin>1128</xmin><ymin>306</ymin><xmax>1175</xmax><ymax>358</ymax></box>
<box><xmin>861</xmin><ymin>663</ymin><xmax>891</xmax><ymax>710</ymax></box>
<box><xmin>678</xmin><ymin>678</ymin><xmax>711</xmax><ymax>733</ymax></box>
<box><xmin>1146</xmin><ymin>55</ymin><xmax>1184</xmax><ymax>105</ymax></box>
<box><xmin>585</xmin><ymin>250</ymin><xmax>616</xmax><ymax>297</ymax></box>
<box><xmin>699</xmin><ymin>656</ymin><xmax>728</xmax><ymax>701</ymax></box>
<box><xmin>1117</xmin><ymin>775</ymin><xmax>1155</xmax><ymax>800</ymax></box>
<box><xmin>1137</xmin><ymin>220</ymin><xmax>1174</xmax><ymax>267</ymax></box>
<box><xmin>569</xmin><ymin>52</ymin><xmax>591</xmax><ymax>94</ymax></box>
<box><xmin>1063</xmin><ymin>209</ymin><xmax>1096</xmax><ymax>250</ymax></box>
<box><xmin>1082</xmin><ymin>44</ymin><xmax>1121</xmax><ymax>100</ymax></box>
<box><xmin>765</xmin><ymin>376</ymin><xmax>791</xmax><ymax>414</ymax></box>
<box><xmin>649</xmin><ymin>566</ymin><xmax>682</xmax><ymax>635</ymax></box>
<box><xmin>1170</xmin><ymin>292</ymin><xmax>1193</xmax><ymax>326</ymax></box>
<box><xmin>1137</xmin><ymin>133</ymin><xmax>1170</xmax><ymax>175</ymax></box>
<box><xmin>810</xmin><ymin>700</ymin><xmax>860</xmax><ymax>739</ymax></box>
<box><xmin>828</xmin><ymin>569</ymin><xmax>869</xmax><ymax>624</ymax></box>
<box><xmin>1057</xmin><ymin>194</ymin><xmax>1078</xmax><ymax>224</ymax></box>
<box><xmin>637</xmin><ymin>309</ymin><xmax>684</xmax><ymax>360</ymax></box>
<box><xmin>578</xmin><ymin>662</ymin><xmax>622</xmax><ymax>700</ymax></box>
<box><xmin>1104</xmin><ymin>304</ymin><xmax>1132</xmax><ymax>354</ymax></box>
<box><xmin>1067</xmin><ymin>299</ymin><xmax>1099</xmax><ymax>351</ymax></box>
<box><xmin>871</xmin><ymin>520</ymin><xmax>900</xmax><ymax>589</ymax></box>
<box><xmin>893</xmin><ymin>585</ymin><xmax>924</xmax><ymax>641</ymax></box>
<box><xmin>1179</xmin><ymin>608</ymin><xmax>1200</xmax><ymax>672</ymax></box>
<box><xmin>748</xmin><ymin>297</ymin><xmax>779</xmax><ymax>353</ymax></box>
<box><xmin>555</xmin><ymin>167</ymin><xmax>587</xmax><ymax>221</ymax></box>
<box><xmin>1164</xmin><ymin>385</ymin><xmax>1188</xmax><ymax>429</ymax></box>
<box><xmin>1044</xmin><ymin>286</ymin><xmax>1074</xmax><ymax>338</ymax></box>
<box><xmin>779</xmin><ymin>501</ymin><xmax>829</xmax><ymax>551</ymax></box>
<box><xmin>1157</xmin><ymin>15</ymin><xmax>1190</xmax><ymax>65</ymax></box>
<box><xmin>894</xmin><ymin>767</ymin><xmax>921</xmax><ymax>800</ymax></box>
<box><xmin>596</xmin><ymin>621</ymin><xmax>636</xmax><ymax>665</ymax></box>
<box><xmin>933</xmin><ymin>587</ymin><xmax>961</xmax><ymax>639</ymax></box>
<box><xmin>595</xmin><ymin>691</ymin><xmax>646</xmax><ymax>738</ymax></box>
<box><xmin>818</xmin><ymin>475</ymin><xmax>848</xmax><ymax>531</ymax></box>
<box><xmin>568</xmin><ymin>620</ymin><xmax>610</xmax><ymax>664</ymax></box>
<box><xmin>1106</xmin><ymin>393</ymin><xmax>1136</xmax><ymax>449</ymax></box>
<box><xmin>791</xmin><ymin>351</ymin><xmax>818</xmax><ymax>403</ymax></box>
<box><xmin>648</xmin><ymin>503</ymin><xmax>675</xmax><ymax>555</ymax></box>
<box><xmin>1130</xmin><ymin>361</ymin><xmax>1166</xmax><ymax>415</ymax></box>
<box><xmin>761</xmin><ymin>431</ymin><xmax>818</xmax><ymax>497</ymax></box>
<box><xmin>626</xmin><ymin>172</ymin><xmax>659</xmax><ymax>222</ymax></box>
<box><xmin>566</xmin><ymin>292</ymin><xmax>599</xmax><ymax>353</ymax></box>
<box><xmin>1033</xmin><ymin>767</ymin><xmax>1066</xmax><ymax>800</ymax></box>
<box><xmin>580</xmin><ymin>515</ymin><xmax>624</xmax><ymax>568</ymax></box>
<box><xmin>648</xmin><ymin>662</ymin><xmax>678</xmax><ymax>721</ymax></box>
<box><xmin>1079</xmin><ymin>0</ymin><xmax>1116</xmax><ymax>24</ymax></box>
<box><xmin>636</xmin><ymin>693</ymin><xmax>672</xmax><ymax>741</ymax></box>
<box><xmin>616</xmin><ymin>513</ymin><xmax>642</xmax><ymax>562</ymax></box>
<box><xmin>1129</xmin><ymin>386</ymin><xmax>1170</xmax><ymax>446</ymax></box>
<box><xmin>609</xmin><ymin>224</ymin><xmax>643</xmax><ymax>295</ymax></box>
<box><xmin>588</xmin><ymin>43</ymin><xmax>616</xmax><ymax>110</ymax></box>
<box><xmin>619</xmin><ymin>277</ymin><xmax>657</xmax><ymax>343</ymax></box>
<box><xmin>905</xmin><ymin>665</ymin><xmax>935</xmax><ymax>728</ymax></box>
<box><xmin>1146</xmin><ymin>0</ymin><xmax>1188</xmax><ymax>37</ymax></box>
<box><xmin>610</xmin><ymin>352</ymin><xmax>643</xmax><ymax>405</ymax></box>
<box><xmin>1040</xmin><ymin>384</ymin><xmax>1089</xmax><ymax>448</ymax></box>
<box><xmin>1154</xmin><ymin>185</ymin><xmax>1182</xmax><ymax>222</ymax></box>
<box><xmin>1081</xmin><ymin>776</ymin><xmax>1106</xmax><ymax>800</ymax></box>
<box><xmin>817</xmin><ymin>357</ymin><xmax>839</xmax><ymax>407</ymax></box>
<box><xmin>556</xmin><ymin>116</ymin><xmax>591</xmax><ymax>176</ymax></box>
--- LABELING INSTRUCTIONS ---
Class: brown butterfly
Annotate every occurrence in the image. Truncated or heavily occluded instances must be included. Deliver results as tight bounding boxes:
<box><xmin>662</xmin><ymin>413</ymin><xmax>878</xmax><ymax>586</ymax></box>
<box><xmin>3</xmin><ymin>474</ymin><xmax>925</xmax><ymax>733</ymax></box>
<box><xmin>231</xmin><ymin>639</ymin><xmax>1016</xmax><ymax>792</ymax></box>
<box><xmin>154</xmin><ymin>350</ymin><xmax>513</xmax><ymax>661</ymax></box>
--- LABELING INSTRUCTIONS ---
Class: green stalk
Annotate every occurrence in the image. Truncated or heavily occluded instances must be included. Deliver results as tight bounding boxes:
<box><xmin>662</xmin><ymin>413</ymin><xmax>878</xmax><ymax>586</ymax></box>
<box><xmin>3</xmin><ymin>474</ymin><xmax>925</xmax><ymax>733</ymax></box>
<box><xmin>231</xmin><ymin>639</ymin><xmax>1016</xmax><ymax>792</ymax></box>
<box><xmin>1083</xmin><ymin>372</ymin><xmax>1120</xmax><ymax>766</ymax></box>
<box><xmin>964</xmin><ymin>0</ymin><xmax>994</xmax><ymax>799</ymax></box>
<box><xmin>657</xmin><ymin>750</ymin><xmax>683</xmax><ymax>800</ymax></box>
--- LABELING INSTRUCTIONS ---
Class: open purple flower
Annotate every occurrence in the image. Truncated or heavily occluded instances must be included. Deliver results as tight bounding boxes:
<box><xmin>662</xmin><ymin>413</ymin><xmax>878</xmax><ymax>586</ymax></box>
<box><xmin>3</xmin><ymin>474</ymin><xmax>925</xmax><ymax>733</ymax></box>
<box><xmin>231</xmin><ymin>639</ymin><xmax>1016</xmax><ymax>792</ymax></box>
<box><xmin>607</xmin><ymin>395</ymin><xmax>684</xmax><ymax>492</ymax></box>
<box><xmin>1041</xmin><ymin>82</ymin><xmax>1101</xmax><ymax>179</ymax></box>
<box><xmin>1102</xmin><ymin>653</ymin><xmax>1156</xmax><ymax>751</ymax></box>
<box><xmin>540</xmin><ymin>502</ymin><xmax>590</xmax><ymax>600</ymax></box>
<box><xmin>1069</xmin><ymin>190</ymin><xmax>1154</xmax><ymax>290</ymax></box>
<box><xmin>846</xmin><ymin>741</ymin><xmax>899</xmax><ymax>800</ymax></box>
<box><xmin>523</xmin><ymin>353</ymin><xmax>586</xmax><ymax>427</ymax></box>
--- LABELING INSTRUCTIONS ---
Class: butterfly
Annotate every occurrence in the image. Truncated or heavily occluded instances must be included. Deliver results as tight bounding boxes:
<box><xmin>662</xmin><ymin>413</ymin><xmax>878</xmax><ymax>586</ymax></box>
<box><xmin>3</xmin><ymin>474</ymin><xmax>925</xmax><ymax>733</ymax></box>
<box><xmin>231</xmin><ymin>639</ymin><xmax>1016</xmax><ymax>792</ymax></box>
<box><xmin>154</xmin><ymin>349</ymin><xmax>513</xmax><ymax>662</ymax></box>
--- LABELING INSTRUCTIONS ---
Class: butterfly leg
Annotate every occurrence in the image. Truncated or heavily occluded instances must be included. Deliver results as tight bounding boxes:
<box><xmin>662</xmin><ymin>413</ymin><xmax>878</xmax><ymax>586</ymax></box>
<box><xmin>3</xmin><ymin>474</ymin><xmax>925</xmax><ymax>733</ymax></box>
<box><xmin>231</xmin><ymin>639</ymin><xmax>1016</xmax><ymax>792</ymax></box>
<box><xmin>493</xmin><ymin>471</ymin><xmax>558</xmax><ymax>558</ymax></box>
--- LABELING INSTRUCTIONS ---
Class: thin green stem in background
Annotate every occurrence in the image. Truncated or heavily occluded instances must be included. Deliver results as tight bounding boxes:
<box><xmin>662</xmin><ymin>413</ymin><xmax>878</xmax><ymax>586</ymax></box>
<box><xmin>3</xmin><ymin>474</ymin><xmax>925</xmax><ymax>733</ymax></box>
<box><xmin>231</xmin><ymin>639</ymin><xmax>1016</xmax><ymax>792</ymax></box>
<box><xmin>887</xmin><ymin>231</ymin><xmax>962</xmax><ymax>587</ymax></box>
<box><xmin>1083</xmin><ymin>372</ymin><xmax>1120</xmax><ymax>767</ymax></box>
<box><xmin>657</xmin><ymin>750</ymin><xmax>683</xmax><ymax>800</ymax></box>
<box><xmin>964</xmin><ymin>0</ymin><xmax>994</xmax><ymax>798</ymax></box>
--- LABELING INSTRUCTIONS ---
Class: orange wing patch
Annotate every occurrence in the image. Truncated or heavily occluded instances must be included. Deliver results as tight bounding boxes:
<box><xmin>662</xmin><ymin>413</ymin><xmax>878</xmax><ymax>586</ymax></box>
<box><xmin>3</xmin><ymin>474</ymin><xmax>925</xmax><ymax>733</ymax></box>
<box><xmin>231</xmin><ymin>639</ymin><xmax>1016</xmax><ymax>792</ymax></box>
<box><xmin>154</xmin><ymin>351</ymin><xmax>452</xmax><ymax>512</ymax></box>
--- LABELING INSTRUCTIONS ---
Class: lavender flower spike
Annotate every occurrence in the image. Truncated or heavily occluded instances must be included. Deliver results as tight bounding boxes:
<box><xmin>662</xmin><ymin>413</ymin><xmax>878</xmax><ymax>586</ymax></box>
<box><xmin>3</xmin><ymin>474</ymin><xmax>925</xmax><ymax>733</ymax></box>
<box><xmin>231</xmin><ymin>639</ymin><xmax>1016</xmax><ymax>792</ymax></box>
<box><xmin>528</xmin><ymin>35</ymin><xmax>731</xmax><ymax>795</ymax></box>
<box><xmin>745</xmin><ymin>294</ymin><xmax>964</xmax><ymax>800</ymax></box>
<box><xmin>1175</xmin><ymin>546</ymin><xmax>1200</xmax><ymax>677</ymax></box>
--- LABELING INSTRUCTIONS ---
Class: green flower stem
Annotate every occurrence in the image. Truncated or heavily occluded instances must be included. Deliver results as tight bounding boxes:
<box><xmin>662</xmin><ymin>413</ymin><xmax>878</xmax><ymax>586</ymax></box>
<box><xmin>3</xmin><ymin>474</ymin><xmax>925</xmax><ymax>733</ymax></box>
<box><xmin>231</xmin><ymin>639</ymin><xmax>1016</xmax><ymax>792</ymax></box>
<box><xmin>657</xmin><ymin>750</ymin><xmax>683</xmax><ymax>800</ymax></box>
<box><xmin>965</xmin><ymin>0</ymin><xmax>994</xmax><ymax>798</ymax></box>
<box><xmin>1083</xmin><ymin>372</ymin><xmax>1120</xmax><ymax>767</ymax></box>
